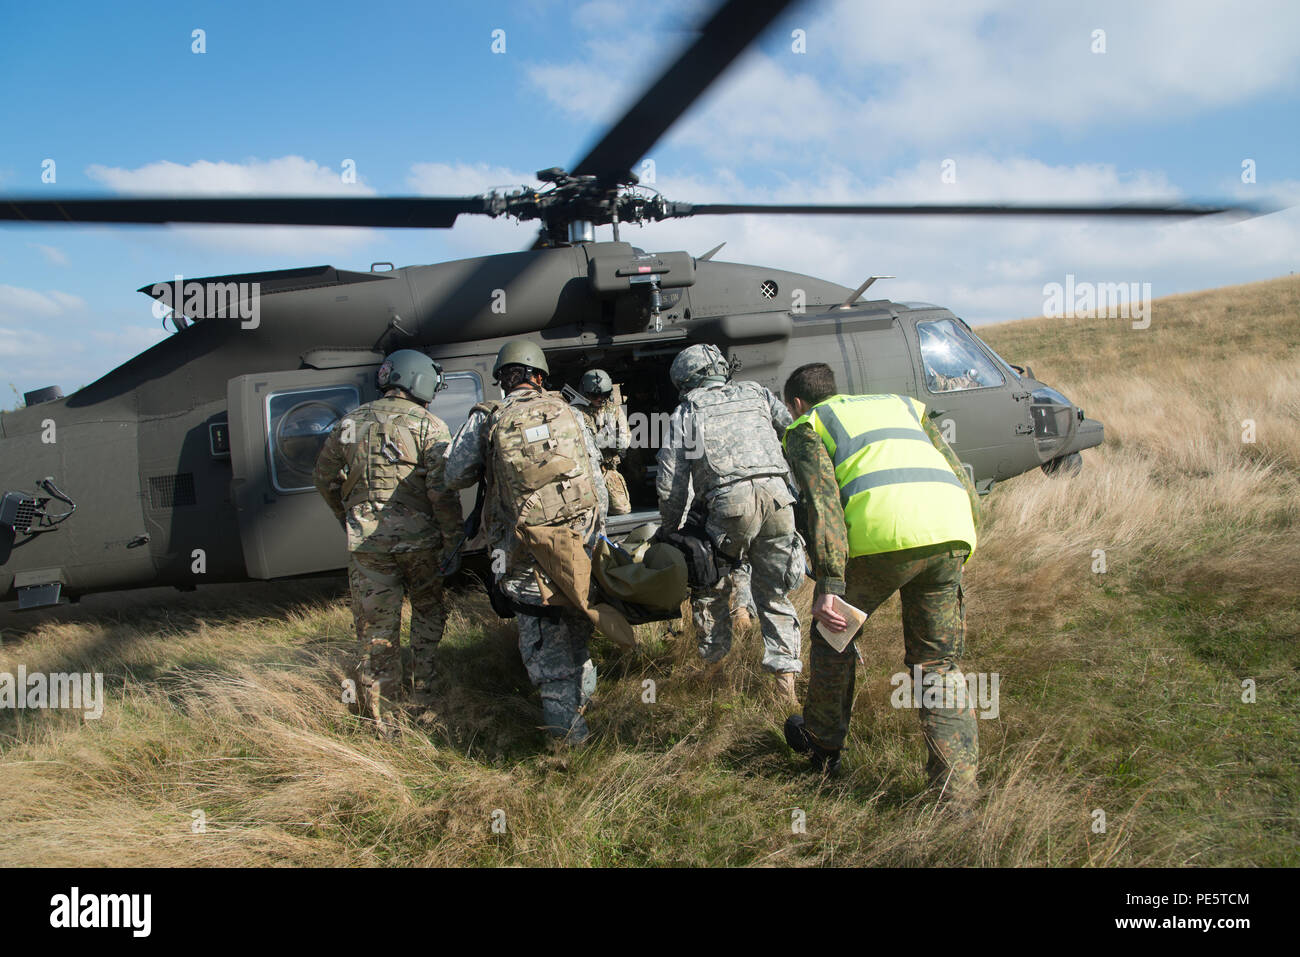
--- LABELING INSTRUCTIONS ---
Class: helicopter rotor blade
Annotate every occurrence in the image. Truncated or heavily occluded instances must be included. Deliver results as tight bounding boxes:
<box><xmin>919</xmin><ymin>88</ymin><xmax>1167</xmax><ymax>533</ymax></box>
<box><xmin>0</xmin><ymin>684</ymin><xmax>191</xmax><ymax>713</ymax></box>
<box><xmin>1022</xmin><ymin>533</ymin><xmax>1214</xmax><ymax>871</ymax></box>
<box><xmin>665</xmin><ymin>200</ymin><xmax>1275</xmax><ymax>220</ymax></box>
<box><xmin>571</xmin><ymin>0</ymin><xmax>795</xmax><ymax>186</ymax></box>
<box><xmin>0</xmin><ymin>196</ymin><xmax>490</xmax><ymax>228</ymax></box>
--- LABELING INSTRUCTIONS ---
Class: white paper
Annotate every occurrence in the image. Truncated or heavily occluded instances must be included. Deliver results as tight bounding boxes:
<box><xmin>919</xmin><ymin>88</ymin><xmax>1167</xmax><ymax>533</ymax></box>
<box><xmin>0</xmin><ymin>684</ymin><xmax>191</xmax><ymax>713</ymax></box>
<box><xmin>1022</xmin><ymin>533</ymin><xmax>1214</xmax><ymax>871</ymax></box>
<box><xmin>816</xmin><ymin>596</ymin><xmax>867</xmax><ymax>653</ymax></box>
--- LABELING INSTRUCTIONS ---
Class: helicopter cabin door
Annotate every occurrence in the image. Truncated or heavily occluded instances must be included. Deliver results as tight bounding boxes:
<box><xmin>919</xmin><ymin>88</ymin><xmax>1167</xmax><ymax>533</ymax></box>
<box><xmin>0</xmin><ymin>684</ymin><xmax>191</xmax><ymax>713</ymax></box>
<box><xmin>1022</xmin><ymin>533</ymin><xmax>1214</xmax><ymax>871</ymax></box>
<box><xmin>227</xmin><ymin>368</ymin><xmax>374</xmax><ymax>579</ymax></box>
<box><xmin>227</xmin><ymin>364</ymin><xmax>486</xmax><ymax>579</ymax></box>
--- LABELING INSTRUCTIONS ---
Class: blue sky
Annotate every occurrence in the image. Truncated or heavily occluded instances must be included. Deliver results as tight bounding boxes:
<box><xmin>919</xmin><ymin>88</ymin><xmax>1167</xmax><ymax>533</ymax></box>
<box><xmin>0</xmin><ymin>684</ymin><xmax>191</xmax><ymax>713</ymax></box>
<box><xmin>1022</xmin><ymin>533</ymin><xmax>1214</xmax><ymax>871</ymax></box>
<box><xmin>2</xmin><ymin>0</ymin><xmax>1298</xmax><ymax>397</ymax></box>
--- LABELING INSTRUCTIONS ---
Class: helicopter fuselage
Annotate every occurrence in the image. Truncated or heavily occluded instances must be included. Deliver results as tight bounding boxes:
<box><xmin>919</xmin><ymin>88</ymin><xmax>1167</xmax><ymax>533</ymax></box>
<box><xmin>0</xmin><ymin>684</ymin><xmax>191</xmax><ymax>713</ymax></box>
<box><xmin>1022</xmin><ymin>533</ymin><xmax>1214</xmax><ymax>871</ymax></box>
<box><xmin>0</xmin><ymin>241</ymin><xmax>1101</xmax><ymax>608</ymax></box>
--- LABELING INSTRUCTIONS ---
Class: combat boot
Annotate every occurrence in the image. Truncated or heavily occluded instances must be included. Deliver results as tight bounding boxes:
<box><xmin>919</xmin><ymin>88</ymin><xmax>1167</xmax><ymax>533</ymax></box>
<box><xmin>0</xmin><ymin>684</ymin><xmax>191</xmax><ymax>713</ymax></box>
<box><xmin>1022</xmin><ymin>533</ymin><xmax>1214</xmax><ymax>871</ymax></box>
<box><xmin>783</xmin><ymin>714</ymin><xmax>842</xmax><ymax>776</ymax></box>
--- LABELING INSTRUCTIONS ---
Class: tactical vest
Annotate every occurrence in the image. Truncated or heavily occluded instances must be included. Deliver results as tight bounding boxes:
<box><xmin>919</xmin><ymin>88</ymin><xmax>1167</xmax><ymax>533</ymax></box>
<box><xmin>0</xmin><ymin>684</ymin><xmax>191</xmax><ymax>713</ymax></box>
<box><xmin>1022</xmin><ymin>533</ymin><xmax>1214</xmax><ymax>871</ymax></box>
<box><xmin>683</xmin><ymin>381</ymin><xmax>788</xmax><ymax>493</ymax></box>
<box><xmin>786</xmin><ymin>393</ymin><xmax>977</xmax><ymax>558</ymax></box>
<box><xmin>479</xmin><ymin>389</ymin><xmax>599</xmax><ymax>529</ymax></box>
<box><xmin>340</xmin><ymin>396</ymin><xmax>438</xmax><ymax>513</ymax></box>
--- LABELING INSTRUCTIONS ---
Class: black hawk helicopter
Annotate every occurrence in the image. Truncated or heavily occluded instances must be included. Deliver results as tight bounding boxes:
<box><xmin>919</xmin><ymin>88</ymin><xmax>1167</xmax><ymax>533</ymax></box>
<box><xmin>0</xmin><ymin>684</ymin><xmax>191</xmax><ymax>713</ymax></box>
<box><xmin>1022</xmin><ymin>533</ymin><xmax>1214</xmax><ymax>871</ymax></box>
<box><xmin>0</xmin><ymin>0</ymin><xmax>1257</xmax><ymax>609</ymax></box>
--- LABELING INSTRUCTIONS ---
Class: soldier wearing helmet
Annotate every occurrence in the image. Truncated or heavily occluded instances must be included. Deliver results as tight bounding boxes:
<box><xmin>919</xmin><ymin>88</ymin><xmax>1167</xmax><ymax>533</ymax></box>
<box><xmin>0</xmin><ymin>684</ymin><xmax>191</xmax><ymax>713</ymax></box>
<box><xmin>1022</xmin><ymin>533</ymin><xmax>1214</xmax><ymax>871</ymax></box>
<box><xmin>575</xmin><ymin>368</ymin><xmax>632</xmax><ymax>515</ymax></box>
<box><xmin>443</xmin><ymin>340</ymin><xmax>610</xmax><ymax>744</ymax></box>
<box><xmin>312</xmin><ymin>349</ymin><xmax>464</xmax><ymax>737</ymax></box>
<box><xmin>657</xmin><ymin>343</ymin><xmax>805</xmax><ymax>703</ymax></box>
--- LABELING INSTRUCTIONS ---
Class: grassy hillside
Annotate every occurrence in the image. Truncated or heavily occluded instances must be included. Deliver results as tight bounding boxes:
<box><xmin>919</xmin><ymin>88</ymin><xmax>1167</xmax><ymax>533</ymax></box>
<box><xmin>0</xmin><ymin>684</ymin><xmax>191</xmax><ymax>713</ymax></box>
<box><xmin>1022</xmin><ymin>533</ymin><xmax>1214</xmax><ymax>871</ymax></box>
<box><xmin>2</xmin><ymin>275</ymin><xmax>1297</xmax><ymax>866</ymax></box>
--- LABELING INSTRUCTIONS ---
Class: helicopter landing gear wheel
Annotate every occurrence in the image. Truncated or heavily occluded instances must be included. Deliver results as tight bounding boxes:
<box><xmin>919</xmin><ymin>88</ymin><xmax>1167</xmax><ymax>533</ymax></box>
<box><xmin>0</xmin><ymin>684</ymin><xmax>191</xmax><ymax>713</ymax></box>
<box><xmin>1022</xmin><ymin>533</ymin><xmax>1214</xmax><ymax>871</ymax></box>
<box><xmin>1041</xmin><ymin>452</ymin><xmax>1083</xmax><ymax>476</ymax></box>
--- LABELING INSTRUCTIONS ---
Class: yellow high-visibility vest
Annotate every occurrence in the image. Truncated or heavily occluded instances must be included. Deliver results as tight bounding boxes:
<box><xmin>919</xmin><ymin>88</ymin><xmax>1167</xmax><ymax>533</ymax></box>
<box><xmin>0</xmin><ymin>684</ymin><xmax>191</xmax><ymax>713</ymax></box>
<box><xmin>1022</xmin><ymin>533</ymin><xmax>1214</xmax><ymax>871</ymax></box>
<box><xmin>786</xmin><ymin>393</ymin><xmax>977</xmax><ymax>558</ymax></box>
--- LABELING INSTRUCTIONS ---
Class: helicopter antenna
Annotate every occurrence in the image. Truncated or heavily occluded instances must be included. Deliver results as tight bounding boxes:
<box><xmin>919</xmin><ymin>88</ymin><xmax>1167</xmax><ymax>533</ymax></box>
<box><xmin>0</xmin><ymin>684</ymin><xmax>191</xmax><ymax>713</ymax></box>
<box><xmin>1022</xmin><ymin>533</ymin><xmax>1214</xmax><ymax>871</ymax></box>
<box><xmin>836</xmin><ymin>276</ymin><xmax>896</xmax><ymax>309</ymax></box>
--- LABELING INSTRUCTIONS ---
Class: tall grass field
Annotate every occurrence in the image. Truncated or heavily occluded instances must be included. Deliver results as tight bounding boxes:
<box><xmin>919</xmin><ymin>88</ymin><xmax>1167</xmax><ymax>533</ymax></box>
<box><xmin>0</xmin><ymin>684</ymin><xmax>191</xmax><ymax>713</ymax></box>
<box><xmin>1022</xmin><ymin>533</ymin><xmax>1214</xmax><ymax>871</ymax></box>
<box><xmin>2</xmin><ymin>275</ymin><xmax>1297</xmax><ymax>866</ymax></box>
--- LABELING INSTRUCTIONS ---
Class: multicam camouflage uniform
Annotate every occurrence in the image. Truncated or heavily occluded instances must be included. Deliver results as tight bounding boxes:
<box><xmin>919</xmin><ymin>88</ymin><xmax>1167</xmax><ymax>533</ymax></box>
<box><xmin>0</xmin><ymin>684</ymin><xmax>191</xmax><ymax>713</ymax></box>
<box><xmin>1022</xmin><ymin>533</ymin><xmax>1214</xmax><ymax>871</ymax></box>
<box><xmin>312</xmin><ymin>390</ymin><xmax>463</xmax><ymax>723</ymax></box>
<box><xmin>784</xmin><ymin>409</ymin><xmax>982</xmax><ymax>796</ymax></box>
<box><xmin>658</xmin><ymin>380</ymin><xmax>803</xmax><ymax>673</ymax></box>
<box><xmin>579</xmin><ymin>399</ymin><xmax>632</xmax><ymax>515</ymax></box>
<box><xmin>443</xmin><ymin>384</ymin><xmax>607</xmax><ymax>743</ymax></box>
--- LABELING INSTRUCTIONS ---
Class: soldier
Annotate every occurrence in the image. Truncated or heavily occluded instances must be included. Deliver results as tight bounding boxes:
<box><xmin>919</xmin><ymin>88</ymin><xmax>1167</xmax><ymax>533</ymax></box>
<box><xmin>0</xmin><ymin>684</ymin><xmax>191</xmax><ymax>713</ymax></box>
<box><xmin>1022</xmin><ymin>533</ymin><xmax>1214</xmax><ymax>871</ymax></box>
<box><xmin>312</xmin><ymin>349</ymin><xmax>463</xmax><ymax>737</ymax></box>
<box><xmin>576</xmin><ymin>368</ymin><xmax>632</xmax><ymax>515</ymax></box>
<box><xmin>443</xmin><ymin>340</ymin><xmax>608</xmax><ymax>744</ymax></box>
<box><xmin>656</xmin><ymin>343</ymin><xmax>803</xmax><ymax>703</ymax></box>
<box><xmin>779</xmin><ymin>362</ymin><xmax>982</xmax><ymax>806</ymax></box>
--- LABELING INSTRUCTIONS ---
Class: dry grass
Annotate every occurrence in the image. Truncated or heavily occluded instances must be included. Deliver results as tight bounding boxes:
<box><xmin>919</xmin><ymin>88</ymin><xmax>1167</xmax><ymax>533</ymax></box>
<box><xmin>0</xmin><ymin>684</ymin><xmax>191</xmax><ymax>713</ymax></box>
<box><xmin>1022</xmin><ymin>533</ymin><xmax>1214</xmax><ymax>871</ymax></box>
<box><xmin>2</xmin><ymin>275</ymin><xmax>1298</xmax><ymax>866</ymax></box>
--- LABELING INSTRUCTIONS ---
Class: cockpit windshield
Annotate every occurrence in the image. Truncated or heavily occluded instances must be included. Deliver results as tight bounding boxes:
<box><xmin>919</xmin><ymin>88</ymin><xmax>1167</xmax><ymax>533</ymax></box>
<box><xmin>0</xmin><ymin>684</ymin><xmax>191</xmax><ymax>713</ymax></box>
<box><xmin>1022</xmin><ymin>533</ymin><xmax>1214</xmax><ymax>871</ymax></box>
<box><xmin>917</xmin><ymin>318</ymin><xmax>1006</xmax><ymax>393</ymax></box>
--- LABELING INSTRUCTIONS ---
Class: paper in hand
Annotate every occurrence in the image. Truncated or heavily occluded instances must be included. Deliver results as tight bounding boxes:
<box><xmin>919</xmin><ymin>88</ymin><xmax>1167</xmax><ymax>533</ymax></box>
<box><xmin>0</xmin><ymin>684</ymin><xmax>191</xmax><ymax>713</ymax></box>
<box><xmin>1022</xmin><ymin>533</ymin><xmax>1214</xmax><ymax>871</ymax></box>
<box><xmin>816</xmin><ymin>596</ymin><xmax>868</xmax><ymax>653</ymax></box>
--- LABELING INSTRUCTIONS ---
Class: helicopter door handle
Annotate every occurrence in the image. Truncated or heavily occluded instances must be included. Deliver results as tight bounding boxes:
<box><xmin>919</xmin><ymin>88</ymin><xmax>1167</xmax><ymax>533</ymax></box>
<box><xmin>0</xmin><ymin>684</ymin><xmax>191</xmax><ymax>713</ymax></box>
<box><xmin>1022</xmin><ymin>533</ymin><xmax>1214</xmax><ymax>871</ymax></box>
<box><xmin>1012</xmin><ymin>391</ymin><xmax>1032</xmax><ymax>401</ymax></box>
<box><xmin>928</xmin><ymin>409</ymin><xmax>948</xmax><ymax>418</ymax></box>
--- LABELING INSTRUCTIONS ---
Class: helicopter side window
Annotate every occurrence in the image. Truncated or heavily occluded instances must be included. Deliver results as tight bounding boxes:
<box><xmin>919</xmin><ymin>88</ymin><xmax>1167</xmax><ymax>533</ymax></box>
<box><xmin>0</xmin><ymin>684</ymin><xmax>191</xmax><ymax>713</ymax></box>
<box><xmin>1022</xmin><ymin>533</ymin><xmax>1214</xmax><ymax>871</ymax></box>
<box><xmin>916</xmin><ymin>319</ymin><xmax>1005</xmax><ymax>393</ymax></box>
<box><xmin>266</xmin><ymin>386</ymin><xmax>360</xmax><ymax>493</ymax></box>
<box><xmin>427</xmin><ymin>371</ymin><xmax>483</xmax><ymax>434</ymax></box>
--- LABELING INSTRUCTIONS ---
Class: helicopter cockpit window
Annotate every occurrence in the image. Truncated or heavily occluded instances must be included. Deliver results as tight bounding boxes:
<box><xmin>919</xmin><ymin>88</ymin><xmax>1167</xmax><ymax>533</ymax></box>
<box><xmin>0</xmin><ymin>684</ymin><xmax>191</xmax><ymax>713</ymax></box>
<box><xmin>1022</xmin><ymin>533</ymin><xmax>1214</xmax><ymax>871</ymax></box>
<box><xmin>266</xmin><ymin>386</ymin><xmax>360</xmax><ymax>493</ymax></box>
<box><xmin>428</xmin><ymin>371</ymin><xmax>482</xmax><ymax>434</ymax></box>
<box><xmin>917</xmin><ymin>319</ymin><xmax>1005</xmax><ymax>393</ymax></box>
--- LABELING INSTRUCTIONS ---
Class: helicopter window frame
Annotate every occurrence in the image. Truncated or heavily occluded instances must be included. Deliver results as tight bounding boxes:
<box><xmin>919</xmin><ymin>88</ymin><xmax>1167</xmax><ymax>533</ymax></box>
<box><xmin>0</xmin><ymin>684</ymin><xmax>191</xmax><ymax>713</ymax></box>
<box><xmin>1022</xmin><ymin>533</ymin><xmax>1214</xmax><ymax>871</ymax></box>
<box><xmin>957</xmin><ymin>316</ymin><xmax>1022</xmax><ymax>381</ymax></box>
<box><xmin>264</xmin><ymin>385</ymin><xmax>360</xmax><ymax>495</ymax></box>
<box><xmin>915</xmin><ymin>318</ymin><xmax>1007</xmax><ymax>395</ymax></box>
<box><xmin>428</xmin><ymin>370</ymin><xmax>484</xmax><ymax>434</ymax></box>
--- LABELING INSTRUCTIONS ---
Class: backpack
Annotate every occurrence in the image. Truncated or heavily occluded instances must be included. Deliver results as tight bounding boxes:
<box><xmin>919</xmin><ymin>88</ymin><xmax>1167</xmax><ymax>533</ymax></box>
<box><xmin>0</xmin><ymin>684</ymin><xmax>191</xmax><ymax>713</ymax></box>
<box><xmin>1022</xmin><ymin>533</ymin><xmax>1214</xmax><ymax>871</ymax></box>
<box><xmin>482</xmin><ymin>390</ymin><xmax>599</xmax><ymax>529</ymax></box>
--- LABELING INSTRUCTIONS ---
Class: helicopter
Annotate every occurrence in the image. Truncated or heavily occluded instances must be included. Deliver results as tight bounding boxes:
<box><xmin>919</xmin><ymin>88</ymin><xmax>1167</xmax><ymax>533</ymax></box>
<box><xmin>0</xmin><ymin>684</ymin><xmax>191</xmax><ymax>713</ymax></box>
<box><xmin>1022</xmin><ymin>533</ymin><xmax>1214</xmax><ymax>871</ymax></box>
<box><xmin>0</xmin><ymin>0</ymin><xmax>1256</xmax><ymax>611</ymax></box>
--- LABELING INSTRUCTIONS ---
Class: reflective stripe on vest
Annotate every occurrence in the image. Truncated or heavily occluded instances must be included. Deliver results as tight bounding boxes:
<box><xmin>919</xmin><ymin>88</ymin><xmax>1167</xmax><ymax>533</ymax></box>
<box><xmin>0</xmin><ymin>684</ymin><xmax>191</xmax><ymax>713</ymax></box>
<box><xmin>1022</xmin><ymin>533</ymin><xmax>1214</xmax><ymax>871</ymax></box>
<box><xmin>787</xmin><ymin>393</ymin><xmax>977</xmax><ymax>558</ymax></box>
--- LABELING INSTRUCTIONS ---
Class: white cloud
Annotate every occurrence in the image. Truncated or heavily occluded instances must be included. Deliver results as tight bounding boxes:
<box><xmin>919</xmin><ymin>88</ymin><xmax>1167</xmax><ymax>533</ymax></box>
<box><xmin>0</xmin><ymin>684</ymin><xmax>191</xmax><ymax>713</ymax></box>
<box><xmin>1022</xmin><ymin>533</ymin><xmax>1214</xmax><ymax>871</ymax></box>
<box><xmin>0</xmin><ymin>284</ymin><xmax>169</xmax><ymax>394</ymax></box>
<box><xmin>0</xmin><ymin>284</ymin><xmax>86</xmax><ymax>320</ymax></box>
<box><xmin>83</xmin><ymin>156</ymin><xmax>381</xmax><ymax>257</ymax></box>
<box><xmin>406</xmin><ymin>162</ymin><xmax>540</xmax><ymax>196</ymax></box>
<box><xmin>0</xmin><ymin>286</ymin><xmax>85</xmax><ymax>378</ymax></box>
<box><xmin>90</xmin><ymin>324</ymin><xmax>169</xmax><ymax>354</ymax></box>
<box><xmin>615</xmin><ymin>157</ymin><xmax>1300</xmax><ymax>324</ymax></box>
<box><xmin>526</xmin><ymin>0</ymin><xmax>1300</xmax><ymax>162</ymax></box>
<box><xmin>807</xmin><ymin>0</ymin><xmax>1300</xmax><ymax>150</ymax></box>
<box><xmin>85</xmin><ymin>156</ymin><xmax>374</xmax><ymax>196</ymax></box>
<box><xmin>406</xmin><ymin>162</ymin><xmax>554</xmax><ymax>255</ymax></box>
<box><xmin>28</xmin><ymin>243</ymin><xmax>68</xmax><ymax>266</ymax></box>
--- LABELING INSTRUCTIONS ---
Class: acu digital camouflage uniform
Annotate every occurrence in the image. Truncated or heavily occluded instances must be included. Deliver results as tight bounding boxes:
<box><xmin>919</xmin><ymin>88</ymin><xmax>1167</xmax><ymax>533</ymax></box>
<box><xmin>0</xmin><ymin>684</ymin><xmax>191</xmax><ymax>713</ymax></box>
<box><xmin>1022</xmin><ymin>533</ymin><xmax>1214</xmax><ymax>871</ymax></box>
<box><xmin>443</xmin><ymin>384</ymin><xmax>608</xmax><ymax>743</ymax></box>
<box><xmin>785</xmin><ymin>407</ymin><xmax>982</xmax><ymax>797</ymax></box>
<box><xmin>578</xmin><ymin>399</ymin><xmax>631</xmax><ymax>515</ymax></box>
<box><xmin>312</xmin><ymin>390</ymin><xmax>462</xmax><ymax>727</ymax></box>
<box><xmin>658</xmin><ymin>378</ymin><xmax>803</xmax><ymax>674</ymax></box>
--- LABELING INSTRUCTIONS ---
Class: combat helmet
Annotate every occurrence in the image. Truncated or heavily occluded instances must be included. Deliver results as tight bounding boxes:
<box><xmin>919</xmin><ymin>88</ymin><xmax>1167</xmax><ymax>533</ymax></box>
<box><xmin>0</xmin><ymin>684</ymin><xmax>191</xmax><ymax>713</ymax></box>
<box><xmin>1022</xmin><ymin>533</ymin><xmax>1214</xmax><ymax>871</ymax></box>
<box><xmin>377</xmin><ymin>349</ymin><xmax>445</xmax><ymax>402</ymax></box>
<box><xmin>492</xmin><ymin>339</ymin><xmax>550</xmax><ymax>381</ymax></box>
<box><xmin>580</xmin><ymin>368</ymin><xmax>613</xmax><ymax>398</ymax></box>
<box><xmin>669</xmin><ymin>343</ymin><xmax>730</xmax><ymax>393</ymax></box>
